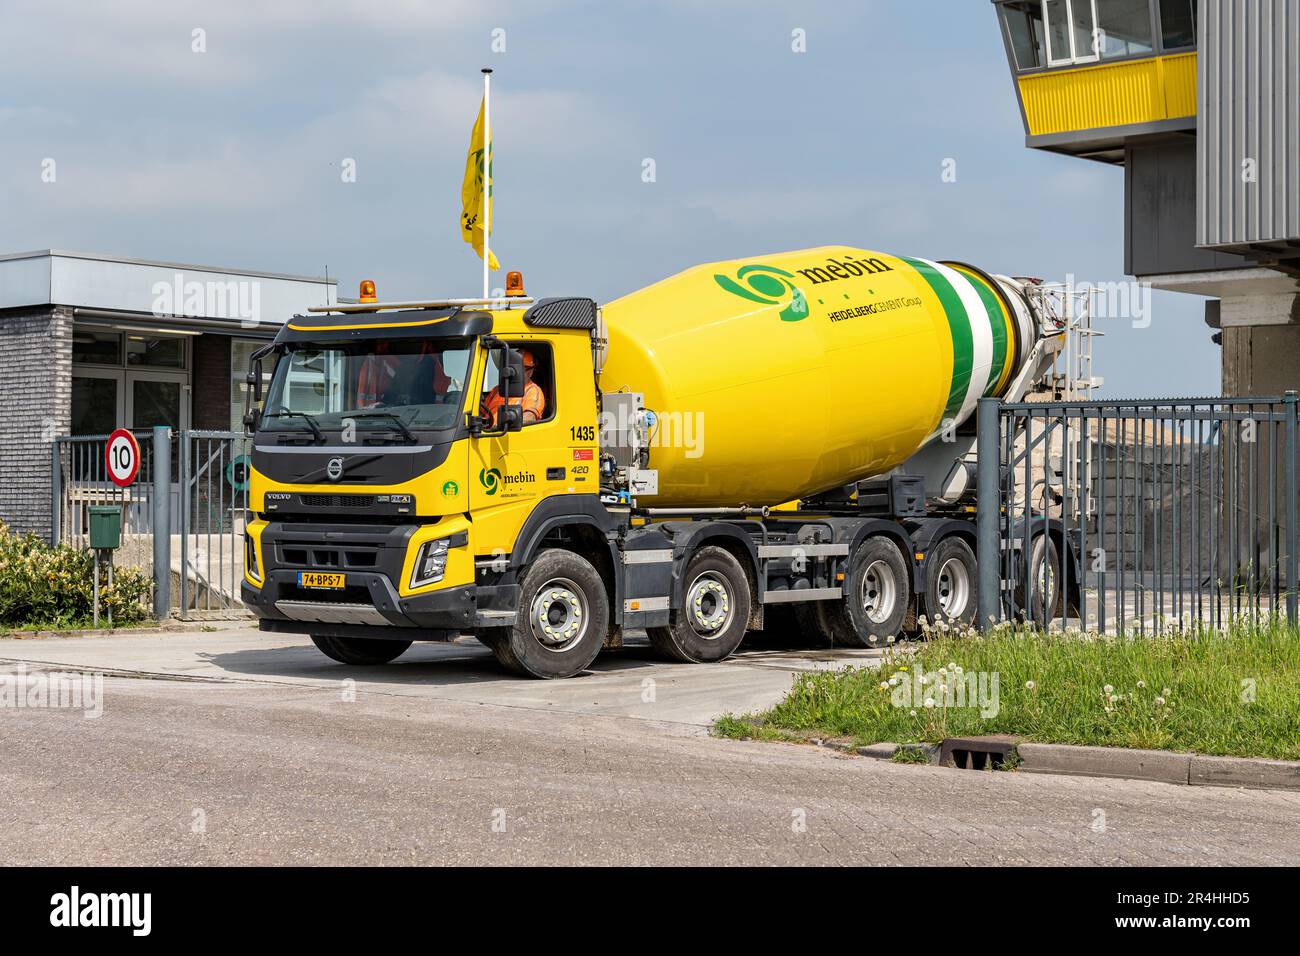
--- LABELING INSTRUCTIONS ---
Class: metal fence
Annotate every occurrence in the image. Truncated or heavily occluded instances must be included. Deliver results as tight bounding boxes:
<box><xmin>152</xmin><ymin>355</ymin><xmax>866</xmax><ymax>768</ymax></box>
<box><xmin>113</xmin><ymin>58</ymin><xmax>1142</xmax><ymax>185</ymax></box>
<box><xmin>52</xmin><ymin>428</ymin><xmax>251</xmax><ymax>619</ymax></box>
<box><xmin>977</xmin><ymin>394</ymin><xmax>1299</xmax><ymax>634</ymax></box>
<box><xmin>179</xmin><ymin>430</ymin><xmax>252</xmax><ymax>615</ymax></box>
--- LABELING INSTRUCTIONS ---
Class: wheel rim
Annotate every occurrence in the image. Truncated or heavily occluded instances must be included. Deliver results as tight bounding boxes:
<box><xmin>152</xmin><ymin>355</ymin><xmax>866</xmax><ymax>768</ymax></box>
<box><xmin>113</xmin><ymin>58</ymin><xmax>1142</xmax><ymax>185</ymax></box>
<box><xmin>685</xmin><ymin>571</ymin><xmax>732</xmax><ymax>639</ymax></box>
<box><xmin>1036</xmin><ymin>554</ymin><xmax>1057</xmax><ymax>612</ymax></box>
<box><xmin>860</xmin><ymin>559</ymin><xmax>898</xmax><ymax>625</ymax></box>
<box><xmin>936</xmin><ymin>556</ymin><xmax>970</xmax><ymax>620</ymax></box>
<box><xmin>528</xmin><ymin>577</ymin><xmax>588</xmax><ymax>653</ymax></box>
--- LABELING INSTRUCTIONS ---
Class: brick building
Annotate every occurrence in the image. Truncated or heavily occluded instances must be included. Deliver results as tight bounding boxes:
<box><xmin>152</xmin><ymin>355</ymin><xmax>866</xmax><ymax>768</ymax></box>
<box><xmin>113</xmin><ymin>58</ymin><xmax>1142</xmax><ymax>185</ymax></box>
<box><xmin>0</xmin><ymin>250</ymin><xmax>337</xmax><ymax>540</ymax></box>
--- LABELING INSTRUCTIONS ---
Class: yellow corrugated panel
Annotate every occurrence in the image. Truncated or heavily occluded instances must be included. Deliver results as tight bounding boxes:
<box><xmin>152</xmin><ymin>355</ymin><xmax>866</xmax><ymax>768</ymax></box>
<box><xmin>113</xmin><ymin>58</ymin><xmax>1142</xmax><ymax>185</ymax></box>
<box><xmin>1017</xmin><ymin>53</ymin><xmax>1197</xmax><ymax>136</ymax></box>
<box><xmin>1160</xmin><ymin>52</ymin><xmax>1198</xmax><ymax>118</ymax></box>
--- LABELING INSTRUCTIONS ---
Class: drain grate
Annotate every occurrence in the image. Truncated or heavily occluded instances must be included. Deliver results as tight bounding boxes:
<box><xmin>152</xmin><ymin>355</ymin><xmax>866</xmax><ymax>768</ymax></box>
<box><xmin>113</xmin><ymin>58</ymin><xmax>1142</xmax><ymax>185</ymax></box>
<box><xmin>939</xmin><ymin>736</ymin><xmax>1019</xmax><ymax>771</ymax></box>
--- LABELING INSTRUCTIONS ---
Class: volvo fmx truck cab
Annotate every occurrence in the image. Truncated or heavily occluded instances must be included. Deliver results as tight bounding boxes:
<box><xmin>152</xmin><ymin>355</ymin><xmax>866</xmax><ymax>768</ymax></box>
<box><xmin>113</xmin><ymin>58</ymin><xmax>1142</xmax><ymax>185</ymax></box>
<box><xmin>242</xmin><ymin>246</ymin><xmax>1080</xmax><ymax>678</ymax></box>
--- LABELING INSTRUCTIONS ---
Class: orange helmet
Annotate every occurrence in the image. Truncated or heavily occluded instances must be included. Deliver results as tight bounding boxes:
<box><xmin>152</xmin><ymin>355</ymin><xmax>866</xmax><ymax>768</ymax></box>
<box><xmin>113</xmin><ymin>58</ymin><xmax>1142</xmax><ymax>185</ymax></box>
<box><xmin>518</xmin><ymin>347</ymin><xmax>537</xmax><ymax>369</ymax></box>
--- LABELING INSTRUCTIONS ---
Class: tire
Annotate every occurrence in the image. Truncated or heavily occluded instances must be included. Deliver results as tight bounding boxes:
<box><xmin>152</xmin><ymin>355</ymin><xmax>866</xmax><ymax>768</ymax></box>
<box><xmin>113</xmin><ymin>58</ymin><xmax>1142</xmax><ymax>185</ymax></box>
<box><xmin>1011</xmin><ymin>533</ymin><xmax>1060</xmax><ymax>625</ymax></box>
<box><xmin>923</xmin><ymin>537</ymin><xmax>978</xmax><ymax>629</ymax></box>
<box><xmin>647</xmin><ymin>546</ymin><xmax>752</xmax><ymax>663</ymax></box>
<box><xmin>821</xmin><ymin>535</ymin><xmax>910</xmax><ymax>647</ymax></box>
<box><xmin>490</xmin><ymin>549</ymin><xmax>609</xmax><ymax>679</ymax></box>
<box><xmin>310</xmin><ymin>634</ymin><xmax>412</xmax><ymax>665</ymax></box>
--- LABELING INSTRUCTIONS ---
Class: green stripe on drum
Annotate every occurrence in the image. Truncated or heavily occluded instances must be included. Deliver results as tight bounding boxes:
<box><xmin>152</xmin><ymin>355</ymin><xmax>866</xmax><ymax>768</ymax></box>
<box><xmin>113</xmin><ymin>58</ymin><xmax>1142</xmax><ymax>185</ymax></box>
<box><xmin>900</xmin><ymin>256</ymin><xmax>972</xmax><ymax>423</ymax></box>
<box><xmin>962</xmin><ymin>271</ymin><xmax>1007</xmax><ymax>396</ymax></box>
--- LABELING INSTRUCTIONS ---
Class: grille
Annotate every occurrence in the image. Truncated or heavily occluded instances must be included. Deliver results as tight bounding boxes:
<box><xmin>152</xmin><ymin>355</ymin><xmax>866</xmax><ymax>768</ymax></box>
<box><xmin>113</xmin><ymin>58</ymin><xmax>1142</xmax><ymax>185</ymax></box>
<box><xmin>300</xmin><ymin>494</ymin><xmax>376</xmax><ymax>508</ymax></box>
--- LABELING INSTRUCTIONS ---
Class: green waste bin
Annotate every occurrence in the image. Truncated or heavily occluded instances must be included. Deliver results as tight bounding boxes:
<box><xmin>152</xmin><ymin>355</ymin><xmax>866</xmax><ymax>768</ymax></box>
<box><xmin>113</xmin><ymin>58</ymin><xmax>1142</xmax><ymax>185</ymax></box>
<box><xmin>88</xmin><ymin>505</ymin><xmax>123</xmax><ymax>550</ymax></box>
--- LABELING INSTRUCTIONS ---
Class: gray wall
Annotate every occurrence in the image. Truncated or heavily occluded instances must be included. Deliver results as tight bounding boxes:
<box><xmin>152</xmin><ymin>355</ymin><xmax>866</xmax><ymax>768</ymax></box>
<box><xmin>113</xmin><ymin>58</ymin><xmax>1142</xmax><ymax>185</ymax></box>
<box><xmin>1198</xmin><ymin>0</ymin><xmax>1300</xmax><ymax>252</ymax></box>
<box><xmin>1126</xmin><ymin>138</ymin><xmax>1251</xmax><ymax>276</ymax></box>
<box><xmin>0</xmin><ymin>306</ymin><xmax>72</xmax><ymax>539</ymax></box>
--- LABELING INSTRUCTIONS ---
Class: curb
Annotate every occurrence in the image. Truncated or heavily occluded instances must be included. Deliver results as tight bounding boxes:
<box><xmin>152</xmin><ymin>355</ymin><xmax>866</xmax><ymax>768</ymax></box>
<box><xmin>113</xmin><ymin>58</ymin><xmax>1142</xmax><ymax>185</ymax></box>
<box><xmin>1</xmin><ymin>617</ymin><xmax>251</xmax><ymax>640</ymax></box>
<box><xmin>812</xmin><ymin>737</ymin><xmax>1300</xmax><ymax>792</ymax></box>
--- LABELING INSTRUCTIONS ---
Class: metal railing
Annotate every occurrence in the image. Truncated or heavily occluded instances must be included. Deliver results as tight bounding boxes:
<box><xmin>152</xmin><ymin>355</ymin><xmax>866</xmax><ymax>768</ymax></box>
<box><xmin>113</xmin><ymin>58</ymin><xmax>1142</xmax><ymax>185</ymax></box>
<box><xmin>179</xmin><ymin>431</ymin><xmax>252</xmax><ymax>615</ymax></box>
<box><xmin>53</xmin><ymin>428</ymin><xmax>250</xmax><ymax>619</ymax></box>
<box><xmin>977</xmin><ymin>394</ymin><xmax>1299</xmax><ymax>633</ymax></box>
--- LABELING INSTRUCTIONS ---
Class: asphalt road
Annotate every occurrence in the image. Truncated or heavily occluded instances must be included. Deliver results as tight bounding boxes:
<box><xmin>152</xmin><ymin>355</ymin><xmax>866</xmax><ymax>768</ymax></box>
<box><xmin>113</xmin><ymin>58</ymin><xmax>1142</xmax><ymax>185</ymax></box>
<box><xmin>1</xmin><ymin>627</ymin><xmax>1297</xmax><ymax>865</ymax></box>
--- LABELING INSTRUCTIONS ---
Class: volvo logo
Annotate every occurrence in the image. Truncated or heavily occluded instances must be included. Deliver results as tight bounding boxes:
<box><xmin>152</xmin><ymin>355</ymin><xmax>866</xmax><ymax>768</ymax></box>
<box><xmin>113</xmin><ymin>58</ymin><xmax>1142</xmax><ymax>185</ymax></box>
<box><xmin>326</xmin><ymin>457</ymin><xmax>345</xmax><ymax>481</ymax></box>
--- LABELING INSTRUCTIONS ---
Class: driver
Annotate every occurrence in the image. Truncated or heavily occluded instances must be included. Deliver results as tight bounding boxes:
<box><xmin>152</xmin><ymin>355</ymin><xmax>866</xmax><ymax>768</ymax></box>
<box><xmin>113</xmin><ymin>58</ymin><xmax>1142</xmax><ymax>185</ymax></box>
<box><xmin>480</xmin><ymin>347</ymin><xmax>545</xmax><ymax>426</ymax></box>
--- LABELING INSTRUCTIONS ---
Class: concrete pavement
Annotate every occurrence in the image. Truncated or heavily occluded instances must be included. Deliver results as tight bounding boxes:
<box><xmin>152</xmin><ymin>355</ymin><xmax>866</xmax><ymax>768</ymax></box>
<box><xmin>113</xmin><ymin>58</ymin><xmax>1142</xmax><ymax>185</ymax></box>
<box><xmin>1</xmin><ymin>627</ymin><xmax>1298</xmax><ymax>865</ymax></box>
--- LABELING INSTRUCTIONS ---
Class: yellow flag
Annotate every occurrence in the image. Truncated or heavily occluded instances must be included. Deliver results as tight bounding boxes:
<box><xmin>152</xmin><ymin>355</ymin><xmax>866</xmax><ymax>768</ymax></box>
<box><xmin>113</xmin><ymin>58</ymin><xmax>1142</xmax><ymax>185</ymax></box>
<box><xmin>459</xmin><ymin>97</ymin><xmax>500</xmax><ymax>270</ymax></box>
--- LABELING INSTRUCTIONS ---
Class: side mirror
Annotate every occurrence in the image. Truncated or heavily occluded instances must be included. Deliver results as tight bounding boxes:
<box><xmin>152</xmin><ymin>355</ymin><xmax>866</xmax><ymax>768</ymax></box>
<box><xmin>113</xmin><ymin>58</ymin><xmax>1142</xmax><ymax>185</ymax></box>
<box><xmin>243</xmin><ymin>407</ymin><xmax>262</xmax><ymax>435</ymax></box>
<box><xmin>501</xmin><ymin>348</ymin><xmax>526</xmax><ymax>400</ymax></box>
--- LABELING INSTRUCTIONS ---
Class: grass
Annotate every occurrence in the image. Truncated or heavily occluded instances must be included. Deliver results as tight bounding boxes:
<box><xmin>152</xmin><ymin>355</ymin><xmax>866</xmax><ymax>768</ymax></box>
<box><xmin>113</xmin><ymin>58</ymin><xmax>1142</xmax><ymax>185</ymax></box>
<box><xmin>715</xmin><ymin>621</ymin><xmax>1300</xmax><ymax>761</ymax></box>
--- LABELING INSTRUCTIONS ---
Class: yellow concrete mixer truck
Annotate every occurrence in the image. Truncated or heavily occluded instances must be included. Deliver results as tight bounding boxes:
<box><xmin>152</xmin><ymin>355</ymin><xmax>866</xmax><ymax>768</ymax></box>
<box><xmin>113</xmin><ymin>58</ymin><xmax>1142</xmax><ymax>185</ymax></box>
<box><xmin>240</xmin><ymin>246</ymin><xmax>1073</xmax><ymax>678</ymax></box>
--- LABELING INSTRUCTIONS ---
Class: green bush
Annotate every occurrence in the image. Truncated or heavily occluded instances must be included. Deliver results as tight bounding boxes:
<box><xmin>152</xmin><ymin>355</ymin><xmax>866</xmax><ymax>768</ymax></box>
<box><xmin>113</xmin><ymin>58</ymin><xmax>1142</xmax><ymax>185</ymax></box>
<box><xmin>0</xmin><ymin>523</ymin><xmax>152</xmax><ymax>629</ymax></box>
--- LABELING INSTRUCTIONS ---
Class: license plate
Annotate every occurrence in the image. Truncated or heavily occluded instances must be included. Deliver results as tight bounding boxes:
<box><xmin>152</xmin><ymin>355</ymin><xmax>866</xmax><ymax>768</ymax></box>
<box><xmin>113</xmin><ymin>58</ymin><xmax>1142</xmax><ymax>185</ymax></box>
<box><xmin>299</xmin><ymin>572</ymin><xmax>345</xmax><ymax>589</ymax></box>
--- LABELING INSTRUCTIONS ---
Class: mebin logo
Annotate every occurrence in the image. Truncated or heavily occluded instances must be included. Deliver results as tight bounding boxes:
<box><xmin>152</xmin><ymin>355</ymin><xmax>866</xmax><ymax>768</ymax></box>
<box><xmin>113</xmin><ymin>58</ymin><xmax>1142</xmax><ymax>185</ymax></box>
<box><xmin>442</xmin><ymin>480</ymin><xmax>460</xmax><ymax>497</ymax></box>
<box><xmin>479</xmin><ymin>467</ymin><xmax>536</xmax><ymax>495</ymax></box>
<box><xmin>713</xmin><ymin>264</ymin><xmax>808</xmax><ymax>322</ymax></box>
<box><xmin>479</xmin><ymin>468</ymin><xmax>502</xmax><ymax>495</ymax></box>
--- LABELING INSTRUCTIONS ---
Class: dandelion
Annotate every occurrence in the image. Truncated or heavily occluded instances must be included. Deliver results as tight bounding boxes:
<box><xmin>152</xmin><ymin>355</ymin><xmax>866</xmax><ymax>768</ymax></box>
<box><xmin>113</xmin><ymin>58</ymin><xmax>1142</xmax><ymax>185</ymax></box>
<box><xmin>1025</xmin><ymin>680</ymin><xmax>1036</xmax><ymax>691</ymax></box>
<box><xmin>1136</xmin><ymin>680</ymin><xmax>1146</xmax><ymax>690</ymax></box>
<box><xmin>879</xmin><ymin>681</ymin><xmax>889</xmax><ymax>691</ymax></box>
<box><xmin>1162</xmin><ymin>687</ymin><xmax>1171</xmax><ymax>697</ymax></box>
<box><xmin>1108</xmin><ymin>694</ymin><xmax>1119</xmax><ymax>704</ymax></box>
<box><xmin>923</xmin><ymin>699</ymin><xmax>935</xmax><ymax>709</ymax></box>
<box><xmin>909</xmin><ymin>709</ymin><xmax>917</xmax><ymax>717</ymax></box>
<box><xmin>919</xmin><ymin>675</ymin><xmax>930</xmax><ymax>686</ymax></box>
<box><xmin>1154</xmin><ymin>696</ymin><xmax>1166</xmax><ymax>706</ymax></box>
<box><xmin>1103</xmin><ymin>684</ymin><xmax>1114</xmax><ymax>695</ymax></box>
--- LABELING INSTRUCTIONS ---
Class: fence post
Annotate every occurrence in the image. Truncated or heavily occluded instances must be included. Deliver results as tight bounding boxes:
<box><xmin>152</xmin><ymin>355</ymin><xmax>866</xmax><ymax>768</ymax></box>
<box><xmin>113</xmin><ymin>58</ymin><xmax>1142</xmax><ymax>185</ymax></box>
<box><xmin>1286</xmin><ymin>392</ymin><xmax>1298</xmax><ymax>626</ymax></box>
<box><xmin>977</xmin><ymin>397</ymin><xmax>1002</xmax><ymax>630</ymax></box>
<box><xmin>50</xmin><ymin>439</ymin><xmax>62</xmax><ymax>546</ymax></box>
<box><xmin>152</xmin><ymin>426</ymin><xmax>172</xmax><ymax>621</ymax></box>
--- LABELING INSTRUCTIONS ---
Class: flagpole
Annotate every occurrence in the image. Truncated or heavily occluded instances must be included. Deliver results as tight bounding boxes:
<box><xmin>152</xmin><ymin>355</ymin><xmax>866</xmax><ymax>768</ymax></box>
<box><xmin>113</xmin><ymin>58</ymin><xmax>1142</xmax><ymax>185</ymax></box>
<box><xmin>481</xmin><ymin>67</ymin><xmax>492</xmax><ymax>300</ymax></box>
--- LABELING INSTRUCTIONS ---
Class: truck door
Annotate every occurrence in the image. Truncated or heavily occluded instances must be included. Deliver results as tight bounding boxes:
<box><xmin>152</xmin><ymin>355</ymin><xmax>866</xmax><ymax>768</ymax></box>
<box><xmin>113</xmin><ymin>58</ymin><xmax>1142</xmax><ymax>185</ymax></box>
<box><xmin>469</xmin><ymin>339</ymin><xmax>573</xmax><ymax>557</ymax></box>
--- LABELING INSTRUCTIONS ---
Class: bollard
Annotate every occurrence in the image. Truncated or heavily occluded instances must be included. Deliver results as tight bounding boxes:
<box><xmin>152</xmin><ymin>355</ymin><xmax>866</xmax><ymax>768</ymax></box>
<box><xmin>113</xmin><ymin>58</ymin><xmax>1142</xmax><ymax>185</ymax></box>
<box><xmin>152</xmin><ymin>427</ymin><xmax>172</xmax><ymax>620</ymax></box>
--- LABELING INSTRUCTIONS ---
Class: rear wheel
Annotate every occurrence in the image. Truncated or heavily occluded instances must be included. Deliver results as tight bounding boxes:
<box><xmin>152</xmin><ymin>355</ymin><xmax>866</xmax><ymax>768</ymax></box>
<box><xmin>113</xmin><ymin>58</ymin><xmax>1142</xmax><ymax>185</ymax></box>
<box><xmin>924</xmin><ymin>537</ymin><xmax>978</xmax><ymax>628</ymax></box>
<box><xmin>310</xmin><ymin>634</ymin><xmax>412</xmax><ymax>665</ymax></box>
<box><xmin>821</xmin><ymin>536</ymin><xmax>910</xmax><ymax>647</ymax></box>
<box><xmin>1011</xmin><ymin>533</ymin><xmax>1060</xmax><ymax>625</ymax></box>
<box><xmin>489</xmin><ymin>549</ymin><xmax>609</xmax><ymax>679</ymax></box>
<box><xmin>648</xmin><ymin>546</ymin><xmax>752</xmax><ymax>663</ymax></box>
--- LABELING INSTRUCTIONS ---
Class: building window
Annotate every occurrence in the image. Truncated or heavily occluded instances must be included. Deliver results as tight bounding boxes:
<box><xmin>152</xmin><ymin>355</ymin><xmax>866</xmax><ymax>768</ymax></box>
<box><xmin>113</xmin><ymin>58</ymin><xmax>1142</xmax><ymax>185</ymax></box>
<box><xmin>71</xmin><ymin>328</ymin><xmax>123</xmax><ymax>366</ymax></box>
<box><xmin>1004</xmin><ymin>1</ymin><xmax>1047</xmax><ymax>70</ymax></box>
<box><xmin>1095</xmin><ymin>0</ymin><xmax>1154</xmax><ymax>58</ymax></box>
<box><xmin>125</xmin><ymin>333</ymin><xmax>186</xmax><ymax>369</ymax></box>
<box><xmin>1158</xmin><ymin>0</ymin><xmax>1196</xmax><ymax>50</ymax></box>
<box><xmin>231</xmin><ymin>338</ymin><xmax>272</xmax><ymax>433</ymax></box>
<box><xmin>1031</xmin><ymin>0</ymin><xmax>1159</xmax><ymax>67</ymax></box>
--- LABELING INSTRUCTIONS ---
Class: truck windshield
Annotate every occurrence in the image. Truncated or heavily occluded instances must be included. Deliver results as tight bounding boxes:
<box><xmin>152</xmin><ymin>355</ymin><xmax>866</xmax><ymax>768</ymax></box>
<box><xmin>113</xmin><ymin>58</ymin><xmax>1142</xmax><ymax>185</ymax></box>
<box><xmin>261</xmin><ymin>338</ymin><xmax>473</xmax><ymax>435</ymax></box>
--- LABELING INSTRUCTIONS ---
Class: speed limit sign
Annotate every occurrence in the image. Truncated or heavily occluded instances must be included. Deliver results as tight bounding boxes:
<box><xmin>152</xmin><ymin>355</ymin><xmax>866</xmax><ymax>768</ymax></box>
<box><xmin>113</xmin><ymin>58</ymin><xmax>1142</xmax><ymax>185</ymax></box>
<box><xmin>106</xmin><ymin>428</ymin><xmax>141</xmax><ymax>487</ymax></box>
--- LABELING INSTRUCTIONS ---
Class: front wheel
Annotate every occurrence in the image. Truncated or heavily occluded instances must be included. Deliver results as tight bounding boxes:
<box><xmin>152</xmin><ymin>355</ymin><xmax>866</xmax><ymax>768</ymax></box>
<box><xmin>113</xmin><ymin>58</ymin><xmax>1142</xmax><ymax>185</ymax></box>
<box><xmin>489</xmin><ymin>549</ymin><xmax>609</xmax><ymax>679</ymax></box>
<box><xmin>648</xmin><ymin>546</ymin><xmax>752</xmax><ymax>663</ymax></box>
<box><xmin>310</xmin><ymin>634</ymin><xmax>412</xmax><ymax>665</ymax></box>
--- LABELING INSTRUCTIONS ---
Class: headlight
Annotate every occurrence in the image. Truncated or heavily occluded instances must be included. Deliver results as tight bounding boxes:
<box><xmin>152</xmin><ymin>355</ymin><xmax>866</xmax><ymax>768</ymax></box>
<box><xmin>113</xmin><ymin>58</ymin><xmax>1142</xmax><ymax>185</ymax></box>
<box><xmin>411</xmin><ymin>537</ymin><xmax>450</xmax><ymax>588</ymax></box>
<box><xmin>245</xmin><ymin>533</ymin><xmax>262</xmax><ymax>582</ymax></box>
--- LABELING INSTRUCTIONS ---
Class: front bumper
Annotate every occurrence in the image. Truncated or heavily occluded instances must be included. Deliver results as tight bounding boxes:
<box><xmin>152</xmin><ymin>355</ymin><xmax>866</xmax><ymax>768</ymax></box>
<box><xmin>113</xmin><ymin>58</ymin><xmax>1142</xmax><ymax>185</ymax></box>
<box><xmin>241</xmin><ymin>571</ymin><xmax>519</xmax><ymax>641</ymax></box>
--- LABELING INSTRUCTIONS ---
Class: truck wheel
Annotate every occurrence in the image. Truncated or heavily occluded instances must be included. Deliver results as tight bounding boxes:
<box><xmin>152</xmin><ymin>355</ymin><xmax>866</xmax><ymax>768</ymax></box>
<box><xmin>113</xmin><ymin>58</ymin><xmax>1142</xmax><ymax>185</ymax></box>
<box><xmin>822</xmin><ymin>536</ymin><xmax>909</xmax><ymax>647</ymax></box>
<box><xmin>924</xmin><ymin>537</ymin><xmax>977</xmax><ymax>628</ymax></box>
<box><xmin>1011</xmin><ymin>533</ymin><xmax>1060</xmax><ymax>626</ymax></box>
<box><xmin>490</xmin><ymin>549</ymin><xmax>609</xmax><ymax>679</ymax></box>
<box><xmin>648</xmin><ymin>546</ymin><xmax>752</xmax><ymax>663</ymax></box>
<box><xmin>310</xmin><ymin>635</ymin><xmax>412</xmax><ymax>665</ymax></box>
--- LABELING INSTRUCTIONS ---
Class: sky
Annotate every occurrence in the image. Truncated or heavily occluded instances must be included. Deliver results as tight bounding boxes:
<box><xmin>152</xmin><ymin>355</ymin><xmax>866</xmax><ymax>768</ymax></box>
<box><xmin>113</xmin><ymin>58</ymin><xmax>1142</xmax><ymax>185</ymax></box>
<box><xmin>0</xmin><ymin>0</ymin><xmax>1221</xmax><ymax>396</ymax></box>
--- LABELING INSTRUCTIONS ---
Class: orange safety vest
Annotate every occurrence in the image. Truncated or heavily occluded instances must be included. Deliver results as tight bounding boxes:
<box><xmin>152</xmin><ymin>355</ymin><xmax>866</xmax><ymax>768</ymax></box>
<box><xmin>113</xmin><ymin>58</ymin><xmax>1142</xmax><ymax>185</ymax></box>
<box><xmin>481</xmin><ymin>381</ymin><xmax>545</xmax><ymax>424</ymax></box>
